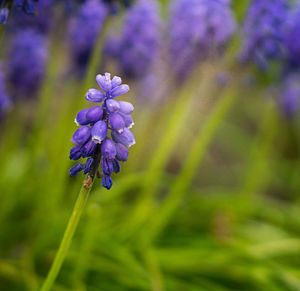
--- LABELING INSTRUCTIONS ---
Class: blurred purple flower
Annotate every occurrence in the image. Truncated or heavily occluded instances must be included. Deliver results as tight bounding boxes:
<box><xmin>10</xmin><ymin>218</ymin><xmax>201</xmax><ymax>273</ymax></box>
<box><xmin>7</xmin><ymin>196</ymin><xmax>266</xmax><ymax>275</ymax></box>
<box><xmin>68</xmin><ymin>0</ymin><xmax>108</xmax><ymax>76</ymax></box>
<box><xmin>239</xmin><ymin>0</ymin><xmax>289</xmax><ymax>70</ymax></box>
<box><xmin>6</xmin><ymin>29</ymin><xmax>48</xmax><ymax>98</ymax></box>
<box><xmin>70</xmin><ymin>73</ymin><xmax>135</xmax><ymax>190</ymax></box>
<box><xmin>279</xmin><ymin>74</ymin><xmax>300</xmax><ymax>118</ymax></box>
<box><xmin>114</xmin><ymin>0</ymin><xmax>161</xmax><ymax>79</ymax></box>
<box><xmin>169</xmin><ymin>0</ymin><xmax>236</xmax><ymax>79</ymax></box>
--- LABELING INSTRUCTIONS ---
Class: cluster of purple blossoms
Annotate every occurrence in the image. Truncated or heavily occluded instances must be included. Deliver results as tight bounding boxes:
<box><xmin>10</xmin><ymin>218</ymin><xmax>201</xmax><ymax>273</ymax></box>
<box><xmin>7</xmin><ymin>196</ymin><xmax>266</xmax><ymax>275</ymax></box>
<box><xmin>239</xmin><ymin>0</ymin><xmax>289</xmax><ymax>70</ymax></box>
<box><xmin>6</xmin><ymin>29</ymin><xmax>48</xmax><ymax>98</ymax></box>
<box><xmin>68</xmin><ymin>0</ymin><xmax>108</xmax><ymax>76</ymax></box>
<box><xmin>113</xmin><ymin>0</ymin><xmax>161</xmax><ymax>79</ymax></box>
<box><xmin>169</xmin><ymin>0</ymin><xmax>236</xmax><ymax>79</ymax></box>
<box><xmin>0</xmin><ymin>64</ymin><xmax>11</xmax><ymax>119</ymax></box>
<box><xmin>69</xmin><ymin>73</ymin><xmax>135</xmax><ymax>190</ymax></box>
<box><xmin>279</xmin><ymin>74</ymin><xmax>300</xmax><ymax>118</ymax></box>
<box><xmin>0</xmin><ymin>0</ymin><xmax>39</xmax><ymax>24</ymax></box>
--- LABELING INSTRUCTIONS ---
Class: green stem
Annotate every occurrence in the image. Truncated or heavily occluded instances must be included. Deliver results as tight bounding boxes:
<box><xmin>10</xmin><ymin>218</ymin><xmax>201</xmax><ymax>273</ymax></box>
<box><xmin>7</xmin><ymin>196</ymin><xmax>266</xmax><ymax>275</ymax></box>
<box><xmin>40</xmin><ymin>147</ymin><xmax>101</xmax><ymax>291</ymax></box>
<box><xmin>40</xmin><ymin>184</ymin><xmax>91</xmax><ymax>291</ymax></box>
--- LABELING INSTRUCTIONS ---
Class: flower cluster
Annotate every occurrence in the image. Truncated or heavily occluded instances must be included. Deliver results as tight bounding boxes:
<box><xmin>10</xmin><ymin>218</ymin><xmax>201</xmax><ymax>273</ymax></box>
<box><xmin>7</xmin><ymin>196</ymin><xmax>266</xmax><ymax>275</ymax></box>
<box><xmin>114</xmin><ymin>0</ymin><xmax>161</xmax><ymax>79</ymax></box>
<box><xmin>169</xmin><ymin>0</ymin><xmax>236</xmax><ymax>79</ymax></box>
<box><xmin>68</xmin><ymin>0</ymin><xmax>108</xmax><ymax>76</ymax></box>
<box><xmin>6</xmin><ymin>29</ymin><xmax>48</xmax><ymax>98</ymax></box>
<box><xmin>239</xmin><ymin>0</ymin><xmax>289</xmax><ymax>69</ymax></box>
<box><xmin>69</xmin><ymin>73</ymin><xmax>135</xmax><ymax>190</ymax></box>
<box><xmin>0</xmin><ymin>0</ymin><xmax>39</xmax><ymax>24</ymax></box>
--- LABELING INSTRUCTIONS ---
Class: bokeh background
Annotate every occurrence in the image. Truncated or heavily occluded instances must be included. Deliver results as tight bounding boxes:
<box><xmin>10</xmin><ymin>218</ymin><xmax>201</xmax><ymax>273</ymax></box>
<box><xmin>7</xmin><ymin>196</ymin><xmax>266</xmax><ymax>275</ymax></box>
<box><xmin>1</xmin><ymin>0</ymin><xmax>300</xmax><ymax>290</ymax></box>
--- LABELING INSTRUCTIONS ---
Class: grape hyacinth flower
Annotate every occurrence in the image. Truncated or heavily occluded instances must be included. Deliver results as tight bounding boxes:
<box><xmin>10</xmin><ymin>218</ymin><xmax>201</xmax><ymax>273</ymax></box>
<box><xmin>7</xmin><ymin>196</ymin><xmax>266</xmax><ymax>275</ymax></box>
<box><xmin>279</xmin><ymin>74</ymin><xmax>300</xmax><ymax>118</ymax></box>
<box><xmin>169</xmin><ymin>0</ymin><xmax>236</xmax><ymax>79</ymax></box>
<box><xmin>69</xmin><ymin>73</ymin><xmax>135</xmax><ymax>190</ymax></box>
<box><xmin>6</xmin><ymin>28</ymin><xmax>48</xmax><ymax>98</ymax></box>
<box><xmin>239</xmin><ymin>0</ymin><xmax>289</xmax><ymax>70</ymax></box>
<box><xmin>68</xmin><ymin>0</ymin><xmax>108</xmax><ymax>76</ymax></box>
<box><xmin>115</xmin><ymin>0</ymin><xmax>161</xmax><ymax>79</ymax></box>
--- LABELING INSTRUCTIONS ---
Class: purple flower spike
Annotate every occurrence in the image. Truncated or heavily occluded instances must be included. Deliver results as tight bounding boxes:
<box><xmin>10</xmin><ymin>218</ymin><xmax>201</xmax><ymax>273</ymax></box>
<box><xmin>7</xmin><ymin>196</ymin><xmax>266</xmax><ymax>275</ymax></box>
<box><xmin>106</xmin><ymin>99</ymin><xmax>120</xmax><ymax>113</ymax></box>
<box><xmin>68</xmin><ymin>0</ymin><xmax>108</xmax><ymax>76</ymax></box>
<box><xmin>115</xmin><ymin>0</ymin><xmax>161</xmax><ymax>78</ymax></box>
<box><xmin>169</xmin><ymin>0</ymin><xmax>236</xmax><ymax>78</ymax></box>
<box><xmin>7</xmin><ymin>29</ymin><xmax>48</xmax><ymax>97</ymax></box>
<box><xmin>111</xmin><ymin>76</ymin><xmax>122</xmax><ymax>88</ymax></box>
<box><xmin>111</xmin><ymin>128</ymin><xmax>135</xmax><ymax>147</ymax></box>
<box><xmin>81</xmin><ymin>139</ymin><xmax>97</xmax><ymax>158</ymax></box>
<box><xmin>101</xmin><ymin>138</ymin><xmax>117</xmax><ymax>160</ymax></box>
<box><xmin>111</xmin><ymin>84</ymin><xmax>130</xmax><ymax>98</ymax></box>
<box><xmin>109</xmin><ymin>113</ymin><xmax>125</xmax><ymax>133</ymax></box>
<box><xmin>85</xmin><ymin>89</ymin><xmax>105</xmax><ymax>103</ymax></box>
<box><xmin>75</xmin><ymin>108</ymin><xmax>90</xmax><ymax>126</ymax></box>
<box><xmin>91</xmin><ymin>120</ymin><xmax>107</xmax><ymax>144</ymax></box>
<box><xmin>72</xmin><ymin>126</ymin><xmax>91</xmax><ymax>146</ymax></box>
<box><xmin>83</xmin><ymin>158</ymin><xmax>94</xmax><ymax>174</ymax></box>
<box><xmin>70</xmin><ymin>146</ymin><xmax>83</xmax><ymax>160</ymax></box>
<box><xmin>86</xmin><ymin>106</ymin><xmax>103</xmax><ymax>123</ymax></box>
<box><xmin>69</xmin><ymin>73</ymin><xmax>134</xmax><ymax>190</ymax></box>
<box><xmin>96</xmin><ymin>73</ymin><xmax>112</xmax><ymax>93</ymax></box>
<box><xmin>116</xmin><ymin>143</ymin><xmax>129</xmax><ymax>161</ymax></box>
<box><xmin>239</xmin><ymin>0</ymin><xmax>288</xmax><ymax>69</ymax></box>
<box><xmin>118</xmin><ymin>101</ymin><xmax>134</xmax><ymax>114</ymax></box>
<box><xmin>102</xmin><ymin>174</ymin><xmax>113</xmax><ymax>190</ymax></box>
<box><xmin>70</xmin><ymin>163</ymin><xmax>83</xmax><ymax>176</ymax></box>
<box><xmin>101</xmin><ymin>158</ymin><xmax>113</xmax><ymax>175</ymax></box>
